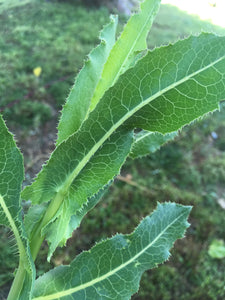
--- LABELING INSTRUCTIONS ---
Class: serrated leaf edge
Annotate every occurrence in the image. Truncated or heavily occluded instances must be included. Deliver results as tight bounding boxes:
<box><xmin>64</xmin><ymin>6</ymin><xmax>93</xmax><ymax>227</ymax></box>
<box><xmin>90</xmin><ymin>0</ymin><xmax>161</xmax><ymax>111</ymax></box>
<box><xmin>56</xmin><ymin>15</ymin><xmax>118</xmax><ymax>145</ymax></box>
<box><xmin>32</xmin><ymin>202</ymin><xmax>191</xmax><ymax>300</ymax></box>
<box><xmin>54</xmin><ymin>44</ymin><xmax>225</xmax><ymax>195</ymax></box>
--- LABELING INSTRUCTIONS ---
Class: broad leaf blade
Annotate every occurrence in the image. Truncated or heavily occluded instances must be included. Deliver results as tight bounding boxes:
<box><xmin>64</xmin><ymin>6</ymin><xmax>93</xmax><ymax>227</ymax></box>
<box><xmin>125</xmin><ymin>34</ymin><xmax>225</xmax><ymax>132</ymax></box>
<box><xmin>0</xmin><ymin>116</ymin><xmax>23</xmax><ymax>227</ymax></box>
<box><xmin>57</xmin><ymin>15</ymin><xmax>118</xmax><ymax>145</ymax></box>
<box><xmin>32</xmin><ymin>203</ymin><xmax>191</xmax><ymax>300</ymax></box>
<box><xmin>130</xmin><ymin>130</ymin><xmax>177</xmax><ymax>159</ymax></box>
<box><xmin>22</xmin><ymin>33</ymin><xmax>225</xmax><ymax>256</ymax></box>
<box><xmin>0</xmin><ymin>115</ymin><xmax>35</xmax><ymax>299</ymax></box>
<box><xmin>90</xmin><ymin>0</ymin><xmax>161</xmax><ymax>111</ymax></box>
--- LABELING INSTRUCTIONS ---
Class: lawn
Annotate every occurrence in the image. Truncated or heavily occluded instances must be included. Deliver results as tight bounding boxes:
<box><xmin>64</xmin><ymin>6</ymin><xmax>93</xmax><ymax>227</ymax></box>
<box><xmin>0</xmin><ymin>1</ymin><xmax>225</xmax><ymax>299</ymax></box>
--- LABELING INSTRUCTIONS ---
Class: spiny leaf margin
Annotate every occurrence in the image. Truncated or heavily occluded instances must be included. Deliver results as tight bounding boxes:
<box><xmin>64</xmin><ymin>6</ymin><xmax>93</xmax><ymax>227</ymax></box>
<box><xmin>57</xmin><ymin>14</ymin><xmax>118</xmax><ymax>145</ymax></box>
<box><xmin>23</xmin><ymin>33</ymin><xmax>225</xmax><ymax>204</ymax></box>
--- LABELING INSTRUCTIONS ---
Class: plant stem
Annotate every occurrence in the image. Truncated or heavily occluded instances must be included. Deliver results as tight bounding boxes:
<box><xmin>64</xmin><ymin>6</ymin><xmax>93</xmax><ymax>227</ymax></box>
<box><xmin>7</xmin><ymin>192</ymin><xmax>64</xmax><ymax>299</ymax></box>
<box><xmin>7</xmin><ymin>262</ymin><xmax>26</xmax><ymax>300</ymax></box>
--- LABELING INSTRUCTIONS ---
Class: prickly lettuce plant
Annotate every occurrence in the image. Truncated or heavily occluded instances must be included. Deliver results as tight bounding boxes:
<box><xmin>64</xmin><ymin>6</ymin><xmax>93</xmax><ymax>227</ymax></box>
<box><xmin>1</xmin><ymin>0</ymin><xmax>225</xmax><ymax>299</ymax></box>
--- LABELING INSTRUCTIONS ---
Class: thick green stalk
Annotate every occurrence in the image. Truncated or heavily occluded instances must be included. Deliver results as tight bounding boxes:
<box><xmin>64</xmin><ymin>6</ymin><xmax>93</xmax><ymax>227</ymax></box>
<box><xmin>7</xmin><ymin>262</ymin><xmax>26</xmax><ymax>300</ymax></box>
<box><xmin>8</xmin><ymin>186</ymin><xmax>71</xmax><ymax>299</ymax></box>
<box><xmin>6</xmin><ymin>194</ymin><xmax>62</xmax><ymax>299</ymax></box>
<box><xmin>0</xmin><ymin>195</ymin><xmax>30</xmax><ymax>299</ymax></box>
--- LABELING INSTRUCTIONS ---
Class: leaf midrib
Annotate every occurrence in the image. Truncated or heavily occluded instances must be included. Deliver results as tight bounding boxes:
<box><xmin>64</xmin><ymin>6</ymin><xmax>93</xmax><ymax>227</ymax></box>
<box><xmin>32</xmin><ymin>209</ymin><xmax>187</xmax><ymax>300</ymax></box>
<box><xmin>135</xmin><ymin>131</ymin><xmax>153</xmax><ymax>143</ymax></box>
<box><xmin>0</xmin><ymin>194</ymin><xmax>25</xmax><ymax>258</ymax></box>
<box><xmin>61</xmin><ymin>53</ymin><xmax>225</xmax><ymax>196</ymax></box>
<box><xmin>110</xmin><ymin>1</ymin><xmax>158</xmax><ymax>88</ymax></box>
<box><xmin>90</xmin><ymin>0</ymin><xmax>161</xmax><ymax>111</ymax></box>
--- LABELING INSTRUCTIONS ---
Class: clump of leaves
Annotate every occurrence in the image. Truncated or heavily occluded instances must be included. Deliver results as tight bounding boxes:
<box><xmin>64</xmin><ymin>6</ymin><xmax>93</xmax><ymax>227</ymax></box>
<box><xmin>1</xmin><ymin>0</ymin><xmax>225</xmax><ymax>299</ymax></box>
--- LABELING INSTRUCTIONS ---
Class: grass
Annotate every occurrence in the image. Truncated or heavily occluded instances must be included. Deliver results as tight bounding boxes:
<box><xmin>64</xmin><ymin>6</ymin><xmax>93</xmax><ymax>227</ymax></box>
<box><xmin>0</xmin><ymin>0</ymin><xmax>110</xmax><ymax>126</ymax></box>
<box><xmin>0</xmin><ymin>1</ymin><xmax>225</xmax><ymax>299</ymax></box>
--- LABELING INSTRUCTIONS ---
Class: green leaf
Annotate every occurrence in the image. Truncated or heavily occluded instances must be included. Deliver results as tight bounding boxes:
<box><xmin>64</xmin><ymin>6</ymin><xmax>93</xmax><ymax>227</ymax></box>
<box><xmin>0</xmin><ymin>116</ymin><xmax>23</xmax><ymax>228</ymax></box>
<box><xmin>90</xmin><ymin>0</ymin><xmax>161</xmax><ymax>111</ymax></box>
<box><xmin>22</xmin><ymin>33</ymin><xmax>225</xmax><ymax>257</ymax></box>
<box><xmin>42</xmin><ymin>186</ymin><xmax>108</xmax><ymax>261</ymax></box>
<box><xmin>57</xmin><ymin>15</ymin><xmax>118</xmax><ymax>145</ymax></box>
<box><xmin>0</xmin><ymin>115</ymin><xmax>35</xmax><ymax>299</ymax></box>
<box><xmin>130</xmin><ymin>130</ymin><xmax>178</xmax><ymax>159</ymax></box>
<box><xmin>32</xmin><ymin>202</ymin><xmax>191</xmax><ymax>300</ymax></box>
<box><xmin>25</xmin><ymin>128</ymin><xmax>133</xmax><ymax>260</ymax></box>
